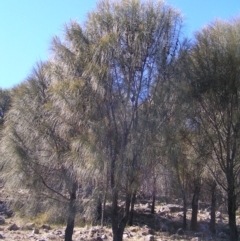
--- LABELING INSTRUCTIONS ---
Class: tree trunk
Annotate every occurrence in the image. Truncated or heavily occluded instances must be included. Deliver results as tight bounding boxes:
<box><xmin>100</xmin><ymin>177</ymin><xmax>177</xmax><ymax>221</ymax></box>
<box><xmin>151</xmin><ymin>177</ymin><xmax>157</xmax><ymax>214</ymax></box>
<box><xmin>182</xmin><ymin>190</ymin><xmax>187</xmax><ymax>230</ymax></box>
<box><xmin>228</xmin><ymin>188</ymin><xmax>238</xmax><ymax>241</ymax></box>
<box><xmin>65</xmin><ymin>183</ymin><xmax>77</xmax><ymax>241</ymax></box>
<box><xmin>209</xmin><ymin>182</ymin><xmax>216</xmax><ymax>234</ymax></box>
<box><xmin>97</xmin><ymin>195</ymin><xmax>102</xmax><ymax>222</ymax></box>
<box><xmin>112</xmin><ymin>190</ymin><xmax>131</xmax><ymax>241</ymax></box>
<box><xmin>128</xmin><ymin>191</ymin><xmax>136</xmax><ymax>226</ymax></box>
<box><xmin>190</xmin><ymin>184</ymin><xmax>200</xmax><ymax>231</ymax></box>
<box><xmin>101</xmin><ymin>192</ymin><xmax>107</xmax><ymax>227</ymax></box>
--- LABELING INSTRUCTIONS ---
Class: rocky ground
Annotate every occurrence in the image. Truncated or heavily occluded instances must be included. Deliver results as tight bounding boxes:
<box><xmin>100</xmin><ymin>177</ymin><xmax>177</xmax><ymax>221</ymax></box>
<box><xmin>0</xmin><ymin>201</ymin><xmax>237</xmax><ymax>241</ymax></box>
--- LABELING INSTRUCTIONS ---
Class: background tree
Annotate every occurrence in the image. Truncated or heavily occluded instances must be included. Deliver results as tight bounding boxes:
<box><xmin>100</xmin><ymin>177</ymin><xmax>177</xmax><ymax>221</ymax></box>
<box><xmin>185</xmin><ymin>19</ymin><xmax>240</xmax><ymax>241</ymax></box>
<box><xmin>0</xmin><ymin>62</ymin><xmax>96</xmax><ymax>241</ymax></box>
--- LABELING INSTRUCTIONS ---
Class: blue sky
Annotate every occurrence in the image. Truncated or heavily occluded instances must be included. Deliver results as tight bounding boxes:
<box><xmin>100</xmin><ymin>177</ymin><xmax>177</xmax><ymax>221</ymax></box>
<box><xmin>1</xmin><ymin>0</ymin><xmax>240</xmax><ymax>89</ymax></box>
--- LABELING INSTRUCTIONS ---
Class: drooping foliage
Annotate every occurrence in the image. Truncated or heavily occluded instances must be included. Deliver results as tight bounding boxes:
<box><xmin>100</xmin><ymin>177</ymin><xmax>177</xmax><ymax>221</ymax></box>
<box><xmin>184</xmin><ymin>19</ymin><xmax>240</xmax><ymax>241</ymax></box>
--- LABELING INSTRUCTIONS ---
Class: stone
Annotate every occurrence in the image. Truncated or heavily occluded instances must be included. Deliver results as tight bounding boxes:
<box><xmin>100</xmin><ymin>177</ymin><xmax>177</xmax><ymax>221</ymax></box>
<box><xmin>123</xmin><ymin>233</ymin><xmax>129</xmax><ymax>239</ymax></box>
<box><xmin>141</xmin><ymin>203</ymin><xmax>150</xmax><ymax>209</ymax></box>
<box><xmin>191</xmin><ymin>238</ymin><xmax>199</xmax><ymax>241</ymax></box>
<box><xmin>33</xmin><ymin>228</ymin><xmax>40</xmax><ymax>234</ymax></box>
<box><xmin>0</xmin><ymin>234</ymin><xmax>4</xmax><ymax>239</ymax></box>
<box><xmin>54</xmin><ymin>229</ymin><xmax>63</xmax><ymax>235</ymax></box>
<box><xmin>47</xmin><ymin>234</ymin><xmax>58</xmax><ymax>240</ymax></box>
<box><xmin>177</xmin><ymin>228</ymin><xmax>184</xmax><ymax>235</ymax></box>
<box><xmin>0</xmin><ymin>201</ymin><xmax>13</xmax><ymax>218</ymax></box>
<box><xmin>59</xmin><ymin>234</ymin><xmax>65</xmax><ymax>239</ymax></box>
<box><xmin>7</xmin><ymin>223</ymin><xmax>20</xmax><ymax>231</ymax></box>
<box><xmin>160</xmin><ymin>204</ymin><xmax>183</xmax><ymax>214</ymax></box>
<box><xmin>167</xmin><ymin>204</ymin><xmax>184</xmax><ymax>212</ymax></box>
<box><xmin>159</xmin><ymin>206</ymin><xmax>170</xmax><ymax>215</ymax></box>
<box><xmin>216</xmin><ymin>211</ymin><xmax>222</xmax><ymax>218</ymax></box>
<box><xmin>129</xmin><ymin>226</ymin><xmax>138</xmax><ymax>232</ymax></box>
<box><xmin>142</xmin><ymin>231</ymin><xmax>148</xmax><ymax>236</ymax></box>
<box><xmin>101</xmin><ymin>234</ymin><xmax>107</xmax><ymax>239</ymax></box>
<box><xmin>22</xmin><ymin>222</ymin><xmax>35</xmax><ymax>230</ymax></box>
<box><xmin>148</xmin><ymin>228</ymin><xmax>154</xmax><ymax>235</ymax></box>
<box><xmin>41</xmin><ymin>224</ymin><xmax>51</xmax><ymax>230</ymax></box>
<box><xmin>144</xmin><ymin>234</ymin><xmax>154</xmax><ymax>241</ymax></box>
<box><xmin>0</xmin><ymin>217</ymin><xmax>5</xmax><ymax>225</ymax></box>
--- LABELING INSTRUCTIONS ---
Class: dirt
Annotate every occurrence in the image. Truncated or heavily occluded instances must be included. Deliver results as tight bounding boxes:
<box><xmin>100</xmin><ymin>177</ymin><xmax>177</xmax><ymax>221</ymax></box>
<box><xmin>0</xmin><ymin>203</ymin><xmax>236</xmax><ymax>241</ymax></box>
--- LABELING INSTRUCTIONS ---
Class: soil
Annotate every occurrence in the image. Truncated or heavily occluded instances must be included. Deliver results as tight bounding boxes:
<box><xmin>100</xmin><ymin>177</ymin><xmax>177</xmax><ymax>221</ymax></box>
<box><xmin>0</xmin><ymin>202</ymin><xmax>238</xmax><ymax>241</ymax></box>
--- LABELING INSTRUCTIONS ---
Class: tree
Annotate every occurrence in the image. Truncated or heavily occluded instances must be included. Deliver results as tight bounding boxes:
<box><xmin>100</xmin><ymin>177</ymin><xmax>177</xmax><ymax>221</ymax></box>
<box><xmin>185</xmin><ymin>19</ymin><xmax>240</xmax><ymax>241</ymax></box>
<box><xmin>0</xmin><ymin>63</ymin><xmax>94</xmax><ymax>241</ymax></box>
<box><xmin>82</xmin><ymin>1</ymin><xmax>182</xmax><ymax>240</ymax></box>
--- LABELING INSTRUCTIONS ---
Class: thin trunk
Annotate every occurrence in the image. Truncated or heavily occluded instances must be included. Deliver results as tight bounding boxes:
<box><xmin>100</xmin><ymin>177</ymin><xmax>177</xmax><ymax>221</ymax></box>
<box><xmin>209</xmin><ymin>182</ymin><xmax>216</xmax><ymax>234</ymax></box>
<box><xmin>128</xmin><ymin>191</ymin><xmax>136</xmax><ymax>226</ymax></box>
<box><xmin>101</xmin><ymin>192</ymin><xmax>107</xmax><ymax>227</ymax></box>
<box><xmin>151</xmin><ymin>177</ymin><xmax>157</xmax><ymax>214</ymax></box>
<box><xmin>97</xmin><ymin>195</ymin><xmax>102</xmax><ymax>222</ymax></box>
<box><xmin>190</xmin><ymin>184</ymin><xmax>200</xmax><ymax>231</ymax></box>
<box><xmin>65</xmin><ymin>183</ymin><xmax>77</xmax><ymax>241</ymax></box>
<box><xmin>228</xmin><ymin>188</ymin><xmax>238</xmax><ymax>241</ymax></box>
<box><xmin>182</xmin><ymin>190</ymin><xmax>187</xmax><ymax>230</ymax></box>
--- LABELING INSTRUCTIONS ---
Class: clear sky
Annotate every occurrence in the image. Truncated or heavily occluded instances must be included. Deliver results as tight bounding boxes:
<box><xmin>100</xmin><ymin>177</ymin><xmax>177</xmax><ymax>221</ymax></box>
<box><xmin>1</xmin><ymin>0</ymin><xmax>240</xmax><ymax>90</ymax></box>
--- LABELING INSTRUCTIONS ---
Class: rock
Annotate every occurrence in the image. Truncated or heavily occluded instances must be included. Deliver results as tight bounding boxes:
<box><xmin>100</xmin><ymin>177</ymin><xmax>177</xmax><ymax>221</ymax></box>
<box><xmin>0</xmin><ymin>234</ymin><xmax>4</xmax><ymax>239</ymax></box>
<box><xmin>159</xmin><ymin>206</ymin><xmax>170</xmax><ymax>215</ymax></box>
<box><xmin>41</xmin><ymin>224</ymin><xmax>51</xmax><ymax>230</ymax></box>
<box><xmin>167</xmin><ymin>204</ymin><xmax>184</xmax><ymax>212</ymax></box>
<box><xmin>33</xmin><ymin>228</ymin><xmax>40</xmax><ymax>234</ymax></box>
<box><xmin>129</xmin><ymin>226</ymin><xmax>138</xmax><ymax>232</ymax></box>
<box><xmin>89</xmin><ymin>227</ymin><xmax>98</xmax><ymax>237</ymax></box>
<box><xmin>54</xmin><ymin>229</ymin><xmax>63</xmax><ymax>235</ymax></box>
<box><xmin>0</xmin><ymin>201</ymin><xmax>13</xmax><ymax>217</ymax></box>
<box><xmin>7</xmin><ymin>223</ymin><xmax>20</xmax><ymax>231</ymax></box>
<box><xmin>216</xmin><ymin>211</ymin><xmax>222</xmax><ymax>218</ymax></box>
<box><xmin>101</xmin><ymin>234</ymin><xmax>107</xmax><ymax>239</ymax></box>
<box><xmin>47</xmin><ymin>234</ymin><xmax>58</xmax><ymax>240</ymax></box>
<box><xmin>141</xmin><ymin>203</ymin><xmax>150</xmax><ymax>209</ymax></box>
<box><xmin>0</xmin><ymin>217</ymin><xmax>5</xmax><ymax>225</ymax></box>
<box><xmin>142</xmin><ymin>231</ymin><xmax>148</xmax><ymax>236</ymax></box>
<box><xmin>96</xmin><ymin>237</ymin><xmax>103</xmax><ymax>241</ymax></box>
<box><xmin>22</xmin><ymin>222</ymin><xmax>35</xmax><ymax>230</ymax></box>
<box><xmin>123</xmin><ymin>233</ymin><xmax>128</xmax><ymax>239</ymax></box>
<box><xmin>144</xmin><ymin>234</ymin><xmax>154</xmax><ymax>241</ymax></box>
<box><xmin>78</xmin><ymin>237</ymin><xmax>86</xmax><ymax>241</ymax></box>
<box><xmin>148</xmin><ymin>228</ymin><xmax>154</xmax><ymax>235</ymax></box>
<box><xmin>160</xmin><ymin>204</ymin><xmax>183</xmax><ymax>214</ymax></box>
<box><xmin>191</xmin><ymin>238</ymin><xmax>199</xmax><ymax>241</ymax></box>
<box><xmin>177</xmin><ymin>228</ymin><xmax>184</xmax><ymax>235</ymax></box>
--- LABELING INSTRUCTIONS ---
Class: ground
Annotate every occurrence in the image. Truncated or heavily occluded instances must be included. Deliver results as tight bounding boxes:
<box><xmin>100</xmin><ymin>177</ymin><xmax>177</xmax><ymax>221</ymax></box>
<box><xmin>0</xmin><ymin>201</ymin><xmax>237</xmax><ymax>241</ymax></box>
